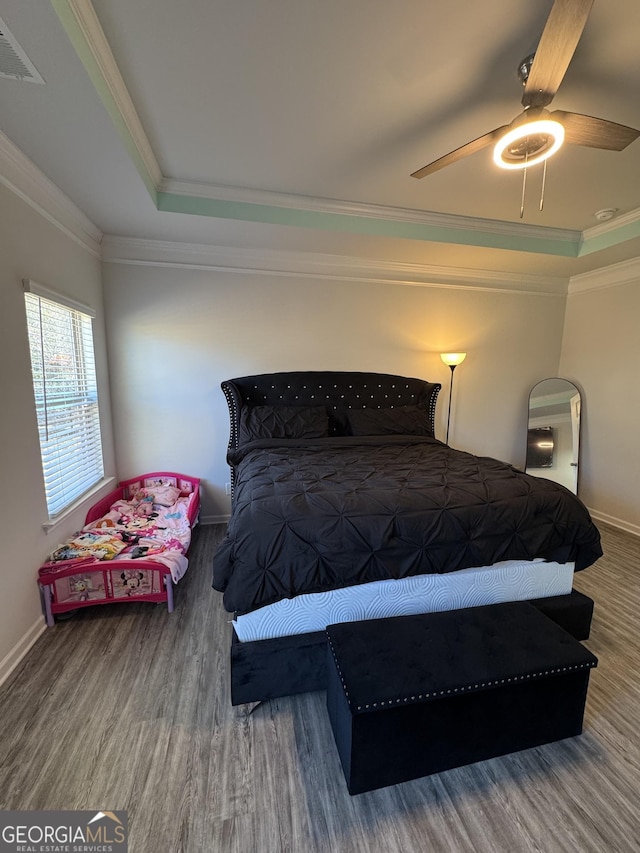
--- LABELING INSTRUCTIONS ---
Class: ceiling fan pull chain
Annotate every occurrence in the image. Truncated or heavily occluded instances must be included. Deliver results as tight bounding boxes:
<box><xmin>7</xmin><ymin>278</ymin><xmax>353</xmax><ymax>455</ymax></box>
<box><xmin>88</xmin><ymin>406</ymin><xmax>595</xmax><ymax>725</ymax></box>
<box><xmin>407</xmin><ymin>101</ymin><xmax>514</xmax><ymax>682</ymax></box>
<box><xmin>520</xmin><ymin>155</ymin><xmax>528</xmax><ymax>219</ymax></box>
<box><xmin>540</xmin><ymin>158</ymin><xmax>548</xmax><ymax>211</ymax></box>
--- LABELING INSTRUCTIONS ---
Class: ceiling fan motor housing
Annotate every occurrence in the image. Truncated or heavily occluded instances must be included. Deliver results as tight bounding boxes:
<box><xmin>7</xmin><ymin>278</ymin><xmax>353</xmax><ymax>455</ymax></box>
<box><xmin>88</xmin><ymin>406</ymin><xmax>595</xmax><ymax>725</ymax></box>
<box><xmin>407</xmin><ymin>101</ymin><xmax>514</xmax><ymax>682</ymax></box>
<box><xmin>500</xmin><ymin>108</ymin><xmax>563</xmax><ymax>164</ymax></box>
<box><xmin>517</xmin><ymin>53</ymin><xmax>536</xmax><ymax>86</ymax></box>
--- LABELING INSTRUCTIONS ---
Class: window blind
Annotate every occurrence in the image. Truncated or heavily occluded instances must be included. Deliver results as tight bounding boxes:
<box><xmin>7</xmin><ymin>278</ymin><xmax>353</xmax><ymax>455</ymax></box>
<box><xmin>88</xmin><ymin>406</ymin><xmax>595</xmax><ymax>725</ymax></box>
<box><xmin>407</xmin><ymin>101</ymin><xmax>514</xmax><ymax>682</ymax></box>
<box><xmin>24</xmin><ymin>290</ymin><xmax>104</xmax><ymax>518</ymax></box>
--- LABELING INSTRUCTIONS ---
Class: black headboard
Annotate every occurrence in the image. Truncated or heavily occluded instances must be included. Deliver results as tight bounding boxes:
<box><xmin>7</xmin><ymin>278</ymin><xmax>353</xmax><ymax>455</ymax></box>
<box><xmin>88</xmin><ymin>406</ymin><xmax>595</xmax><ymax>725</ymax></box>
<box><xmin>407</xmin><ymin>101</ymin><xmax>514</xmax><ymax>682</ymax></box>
<box><xmin>221</xmin><ymin>371</ymin><xmax>441</xmax><ymax>473</ymax></box>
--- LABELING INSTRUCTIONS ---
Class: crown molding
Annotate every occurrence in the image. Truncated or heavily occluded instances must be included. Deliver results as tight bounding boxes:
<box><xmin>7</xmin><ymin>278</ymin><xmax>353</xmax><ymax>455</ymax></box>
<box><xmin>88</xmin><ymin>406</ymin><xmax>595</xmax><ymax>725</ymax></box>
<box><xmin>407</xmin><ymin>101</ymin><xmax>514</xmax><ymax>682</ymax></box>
<box><xmin>51</xmin><ymin>0</ymin><xmax>161</xmax><ymax>200</ymax></box>
<box><xmin>0</xmin><ymin>130</ymin><xmax>102</xmax><ymax>256</ymax></box>
<box><xmin>159</xmin><ymin>178</ymin><xmax>578</xmax><ymax>240</ymax></box>
<box><xmin>101</xmin><ymin>234</ymin><xmax>568</xmax><ymax>295</ymax></box>
<box><xmin>569</xmin><ymin>255</ymin><xmax>640</xmax><ymax>294</ymax></box>
<box><xmin>582</xmin><ymin>206</ymin><xmax>640</xmax><ymax>242</ymax></box>
<box><xmin>48</xmin><ymin>3</ymin><xmax>640</xmax><ymax>261</ymax></box>
<box><xmin>579</xmin><ymin>207</ymin><xmax>640</xmax><ymax>256</ymax></box>
<box><xmin>159</xmin><ymin>178</ymin><xmax>582</xmax><ymax>257</ymax></box>
<box><xmin>44</xmin><ymin>0</ymin><xmax>589</xmax><ymax>261</ymax></box>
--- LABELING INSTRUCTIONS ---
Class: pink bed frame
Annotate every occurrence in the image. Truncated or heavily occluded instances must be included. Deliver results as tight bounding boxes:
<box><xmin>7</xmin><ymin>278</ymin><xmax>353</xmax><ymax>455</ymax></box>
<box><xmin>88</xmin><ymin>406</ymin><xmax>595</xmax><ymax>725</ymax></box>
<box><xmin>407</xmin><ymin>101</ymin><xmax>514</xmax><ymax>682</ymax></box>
<box><xmin>38</xmin><ymin>472</ymin><xmax>200</xmax><ymax>626</ymax></box>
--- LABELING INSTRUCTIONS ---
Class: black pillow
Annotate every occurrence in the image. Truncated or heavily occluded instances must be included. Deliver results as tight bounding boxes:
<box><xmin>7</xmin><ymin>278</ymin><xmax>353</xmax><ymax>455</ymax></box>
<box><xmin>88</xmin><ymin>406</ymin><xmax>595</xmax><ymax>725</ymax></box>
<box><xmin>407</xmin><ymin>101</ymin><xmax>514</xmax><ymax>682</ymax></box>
<box><xmin>348</xmin><ymin>405</ymin><xmax>433</xmax><ymax>437</ymax></box>
<box><xmin>239</xmin><ymin>405</ymin><xmax>329</xmax><ymax>443</ymax></box>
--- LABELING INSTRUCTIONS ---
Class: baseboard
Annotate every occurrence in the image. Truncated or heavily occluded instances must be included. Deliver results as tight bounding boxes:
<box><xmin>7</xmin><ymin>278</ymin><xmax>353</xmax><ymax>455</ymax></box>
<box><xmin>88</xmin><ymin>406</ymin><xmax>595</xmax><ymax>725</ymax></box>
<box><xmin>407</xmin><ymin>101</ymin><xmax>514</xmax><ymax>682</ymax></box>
<box><xmin>587</xmin><ymin>508</ymin><xmax>640</xmax><ymax>538</ymax></box>
<box><xmin>199</xmin><ymin>514</ymin><xmax>230</xmax><ymax>525</ymax></box>
<box><xmin>0</xmin><ymin>617</ymin><xmax>46</xmax><ymax>688</ymax></box>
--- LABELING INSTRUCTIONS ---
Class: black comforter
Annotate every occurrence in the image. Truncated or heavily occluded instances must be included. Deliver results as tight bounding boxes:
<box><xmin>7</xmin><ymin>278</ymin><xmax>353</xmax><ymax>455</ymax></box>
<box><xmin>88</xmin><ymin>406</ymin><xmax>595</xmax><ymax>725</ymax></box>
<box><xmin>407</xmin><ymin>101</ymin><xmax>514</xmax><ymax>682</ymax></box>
<box><xmin>212</xmin><ymin>436</ymin><xmax>602</xmax><ymax>615</ymax></box>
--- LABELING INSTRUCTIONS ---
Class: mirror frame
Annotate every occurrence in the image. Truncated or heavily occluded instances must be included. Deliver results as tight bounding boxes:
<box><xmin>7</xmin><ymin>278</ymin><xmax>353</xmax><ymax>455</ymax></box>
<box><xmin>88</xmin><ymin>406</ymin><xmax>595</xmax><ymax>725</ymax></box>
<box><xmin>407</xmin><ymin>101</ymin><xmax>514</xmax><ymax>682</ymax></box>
<box><xmin>525</xmin><ymin>378</ymin><xmax>581</xmax><ymax>494</ymax></box>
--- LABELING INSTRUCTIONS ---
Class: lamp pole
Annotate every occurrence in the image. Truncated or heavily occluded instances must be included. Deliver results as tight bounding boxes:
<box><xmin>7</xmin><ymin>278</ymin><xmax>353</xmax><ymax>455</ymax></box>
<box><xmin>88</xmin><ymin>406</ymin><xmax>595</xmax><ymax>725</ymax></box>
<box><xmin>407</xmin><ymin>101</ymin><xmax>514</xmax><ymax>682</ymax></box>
<box><xmin>440</xmin><ymin>352</ymin><xmax>467</xmax><ymax>446</ymax></box>
<box><xmin>446</xmin><ymin>364</ymin><xmax>456</xmax><ymax>446</ymax></box>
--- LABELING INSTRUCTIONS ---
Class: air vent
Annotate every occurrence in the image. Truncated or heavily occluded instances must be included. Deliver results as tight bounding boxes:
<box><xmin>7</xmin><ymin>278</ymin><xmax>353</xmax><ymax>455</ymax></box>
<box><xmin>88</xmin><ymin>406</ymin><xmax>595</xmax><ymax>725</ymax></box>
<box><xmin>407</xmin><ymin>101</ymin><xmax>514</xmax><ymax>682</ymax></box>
<box><xmin>0</xmin><ymin>17</ymin><xmax>44</xmax><ymax>83</ymax></box>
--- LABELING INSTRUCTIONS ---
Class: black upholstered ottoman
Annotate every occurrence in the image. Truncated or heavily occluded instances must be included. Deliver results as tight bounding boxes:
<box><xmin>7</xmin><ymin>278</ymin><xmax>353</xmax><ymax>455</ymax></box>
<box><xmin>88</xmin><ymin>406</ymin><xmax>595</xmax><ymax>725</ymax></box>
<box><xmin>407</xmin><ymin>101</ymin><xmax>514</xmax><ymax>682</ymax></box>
<box><xmin>531</xmin><ymin>589</ymin><xmax>594</xmax><ymax>640</ymax></box>
<box><xmin>326</xmin><ymin>602</ymin><xmax>597</xmax><ymax>795</ymax></box>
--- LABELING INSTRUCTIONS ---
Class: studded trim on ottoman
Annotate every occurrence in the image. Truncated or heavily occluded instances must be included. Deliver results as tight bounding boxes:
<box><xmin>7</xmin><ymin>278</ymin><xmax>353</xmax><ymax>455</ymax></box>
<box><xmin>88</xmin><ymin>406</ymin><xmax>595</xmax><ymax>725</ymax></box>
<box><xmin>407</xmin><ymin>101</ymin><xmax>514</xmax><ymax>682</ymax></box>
<box><xmin>326</xmin><ymin>602</ymin><xmax>597</xmax><ymax>794</ymax></box>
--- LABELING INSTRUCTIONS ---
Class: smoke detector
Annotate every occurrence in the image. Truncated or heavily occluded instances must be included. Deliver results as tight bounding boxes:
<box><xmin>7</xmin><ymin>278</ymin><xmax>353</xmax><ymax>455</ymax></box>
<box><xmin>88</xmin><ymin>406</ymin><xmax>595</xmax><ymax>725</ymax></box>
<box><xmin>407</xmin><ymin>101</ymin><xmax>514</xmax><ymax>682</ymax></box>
<box><xmin>0</xmin><ymin>17</ymin><xmax>44</xmax><ymax>83</ymax></box>
<box><xmin>594</xmin><ymin>208</ymin><xmax>618</xmax><ymax>222</ymax></box>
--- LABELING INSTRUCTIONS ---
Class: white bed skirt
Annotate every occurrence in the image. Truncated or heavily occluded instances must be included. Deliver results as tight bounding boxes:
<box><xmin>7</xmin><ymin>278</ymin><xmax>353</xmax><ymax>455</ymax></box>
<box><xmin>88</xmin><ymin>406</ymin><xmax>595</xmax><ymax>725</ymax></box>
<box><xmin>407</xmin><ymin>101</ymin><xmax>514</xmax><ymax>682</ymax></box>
<box><xmin>232</xmin><ymin>558</ymin><xmax>575</xmax><ymax>642</ymax></box>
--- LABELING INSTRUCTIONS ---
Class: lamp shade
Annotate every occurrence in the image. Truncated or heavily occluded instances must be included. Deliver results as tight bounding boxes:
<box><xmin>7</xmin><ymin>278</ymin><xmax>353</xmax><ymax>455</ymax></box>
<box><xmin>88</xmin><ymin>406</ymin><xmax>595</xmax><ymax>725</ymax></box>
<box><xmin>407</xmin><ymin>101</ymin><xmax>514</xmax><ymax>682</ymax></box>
<box><xmin>440</xmin><ymin>352</ymin><xmax>467</xmax><ymax>367</ymax></box>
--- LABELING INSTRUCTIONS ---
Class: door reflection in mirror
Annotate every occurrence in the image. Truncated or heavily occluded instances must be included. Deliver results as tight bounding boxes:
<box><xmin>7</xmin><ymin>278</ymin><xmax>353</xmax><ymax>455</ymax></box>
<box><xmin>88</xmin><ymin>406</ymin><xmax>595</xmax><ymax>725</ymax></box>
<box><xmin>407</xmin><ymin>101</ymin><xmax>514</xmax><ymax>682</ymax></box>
<box><xmin>526</xmin><ymin>378</ymin><xmax>581</xmax><ymax>494</ymax></box>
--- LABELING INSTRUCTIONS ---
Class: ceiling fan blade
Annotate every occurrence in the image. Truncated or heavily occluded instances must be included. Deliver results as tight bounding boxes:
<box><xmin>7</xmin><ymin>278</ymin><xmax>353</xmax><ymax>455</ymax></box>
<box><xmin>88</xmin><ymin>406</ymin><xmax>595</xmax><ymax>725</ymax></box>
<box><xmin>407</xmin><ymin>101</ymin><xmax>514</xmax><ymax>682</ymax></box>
<box><xmin>553</xmin><ymin>110</ymin><xmax>640</xmax><ymax>150</ymax></box>
<box><xmin>522</xmin><ymin>0</ymin><xmax>594</xmax><ymax>109</ymax></box>
<box><xmin>411</xmin><ymin>127</ymin><xmax>508</xmax><ymax>179</ymax></box>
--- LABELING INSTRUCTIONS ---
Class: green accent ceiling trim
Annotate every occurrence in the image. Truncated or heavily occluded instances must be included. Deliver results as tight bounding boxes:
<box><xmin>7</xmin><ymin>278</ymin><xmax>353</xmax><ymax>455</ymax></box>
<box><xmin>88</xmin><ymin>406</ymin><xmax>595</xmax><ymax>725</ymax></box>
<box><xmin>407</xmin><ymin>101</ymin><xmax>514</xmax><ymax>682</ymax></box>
<box><xmin>158</xmin><ymin>191</ymin><xmax>581</xmax><ymax>257</ymax></box>
<box><xmin>579</xmin><ymin>217</ymin><xmax>640</xmax><ymax>256</ymax></box>
<box><xmin>50</xmin><ymin>0</ymin><xmax>158</xmax><ymax>203</ymax></box>
<box><xmin>52</xmin><ymin>0</ymin><xmax>638</xmax><ymax>260</ymax></box>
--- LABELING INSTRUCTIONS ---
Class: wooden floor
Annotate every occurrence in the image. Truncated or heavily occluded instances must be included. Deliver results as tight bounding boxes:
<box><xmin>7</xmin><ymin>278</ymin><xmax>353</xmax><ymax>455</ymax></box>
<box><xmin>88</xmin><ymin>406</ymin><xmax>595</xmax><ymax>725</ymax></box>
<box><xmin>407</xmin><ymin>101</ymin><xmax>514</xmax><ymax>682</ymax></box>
<box><xmin>1</xmin><ymin>522</ymin><xmax>639</xmax><ymax>852</ymax></box>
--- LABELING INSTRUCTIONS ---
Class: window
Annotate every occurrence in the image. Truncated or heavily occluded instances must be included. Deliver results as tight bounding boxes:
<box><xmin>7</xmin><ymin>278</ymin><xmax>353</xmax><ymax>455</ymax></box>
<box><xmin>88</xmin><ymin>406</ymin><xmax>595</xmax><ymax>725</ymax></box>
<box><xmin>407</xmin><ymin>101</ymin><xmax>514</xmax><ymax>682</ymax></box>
<box><xmin>24</xmin><ymin>281</ymin><xmax>104</xmax><ymax>519</ymax></box>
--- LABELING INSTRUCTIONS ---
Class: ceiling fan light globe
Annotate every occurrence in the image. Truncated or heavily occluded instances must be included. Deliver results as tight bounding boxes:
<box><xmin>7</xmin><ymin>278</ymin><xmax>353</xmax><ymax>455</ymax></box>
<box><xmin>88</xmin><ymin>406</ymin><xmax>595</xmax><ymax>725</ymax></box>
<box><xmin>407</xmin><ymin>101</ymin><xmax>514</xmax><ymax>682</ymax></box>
<box><xmin>493</xmin><ymin>119</ymin><xmax>565</xmax><ymax>170</ymax></box>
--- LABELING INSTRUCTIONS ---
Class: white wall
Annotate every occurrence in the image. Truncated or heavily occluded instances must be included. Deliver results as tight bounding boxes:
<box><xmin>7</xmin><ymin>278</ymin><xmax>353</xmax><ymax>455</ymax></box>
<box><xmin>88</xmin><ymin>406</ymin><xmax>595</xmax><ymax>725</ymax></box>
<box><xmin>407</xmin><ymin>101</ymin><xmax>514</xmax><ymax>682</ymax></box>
<box><xmin>2</xmin><ymin>123</ymin><xmax>638</xmax><ymax>685</ymax></box>
<box><xmin>0</xmin><ymin>183</ymin><xmax>116</xmax><ymax>679</ymax></box>
<box><xmin>560</xmin><ymin>277</ymin><xmax>640</xmax><ymax>533</ymax></box>
<box><xmin>102</xmin><ymin>261</ymin><xmax>566</xmax><ymax>521</ymax></box>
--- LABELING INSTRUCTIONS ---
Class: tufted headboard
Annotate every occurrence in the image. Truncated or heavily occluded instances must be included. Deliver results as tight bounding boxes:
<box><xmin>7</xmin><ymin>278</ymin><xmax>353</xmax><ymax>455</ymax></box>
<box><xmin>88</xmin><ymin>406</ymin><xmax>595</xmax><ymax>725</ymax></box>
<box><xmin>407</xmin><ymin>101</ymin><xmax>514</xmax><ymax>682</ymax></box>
<box><xmin>221</xmin><ymin>371</ymin><xmax>441</xmax><ymax>493</ymax></box>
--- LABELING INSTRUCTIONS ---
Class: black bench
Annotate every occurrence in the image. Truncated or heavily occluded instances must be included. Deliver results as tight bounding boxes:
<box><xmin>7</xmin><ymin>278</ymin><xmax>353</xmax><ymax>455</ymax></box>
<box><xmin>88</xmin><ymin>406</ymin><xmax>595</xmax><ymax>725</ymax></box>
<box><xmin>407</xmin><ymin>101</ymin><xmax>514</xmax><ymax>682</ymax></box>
<box><xmin>326</xmin><ymin>602</ymin><xmax>598</xmax><ymax>795</ymax></box>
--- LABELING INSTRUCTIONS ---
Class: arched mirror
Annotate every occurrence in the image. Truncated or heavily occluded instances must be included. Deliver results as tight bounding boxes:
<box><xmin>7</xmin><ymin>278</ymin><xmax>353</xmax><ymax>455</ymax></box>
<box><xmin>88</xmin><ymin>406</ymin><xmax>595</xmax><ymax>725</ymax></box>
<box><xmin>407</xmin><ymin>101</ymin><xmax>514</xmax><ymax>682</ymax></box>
<box><xmin>525</xmin><ymin>378</ymin><xmax>581</xmax><ymax>494</ymax></box>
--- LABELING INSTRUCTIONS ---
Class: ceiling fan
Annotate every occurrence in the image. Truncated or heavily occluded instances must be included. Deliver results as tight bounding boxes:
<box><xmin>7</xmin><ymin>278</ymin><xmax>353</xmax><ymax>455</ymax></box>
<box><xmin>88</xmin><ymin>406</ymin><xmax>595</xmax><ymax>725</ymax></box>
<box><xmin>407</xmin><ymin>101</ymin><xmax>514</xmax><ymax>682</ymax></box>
<box><xmin>410</xmin><ymin>0</ymin><xmax>640</xmax><ymax>180</ymax></box>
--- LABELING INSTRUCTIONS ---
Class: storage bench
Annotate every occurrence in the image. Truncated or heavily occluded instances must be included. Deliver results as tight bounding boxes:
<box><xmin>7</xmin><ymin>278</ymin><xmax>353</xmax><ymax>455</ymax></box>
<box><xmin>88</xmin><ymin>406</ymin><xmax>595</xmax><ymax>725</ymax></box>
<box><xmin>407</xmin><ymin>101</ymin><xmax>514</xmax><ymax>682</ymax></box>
<box><xmin>326</xmin><ymin>602</ymin><xmax>598</xmax><ymax>795</ymax></box>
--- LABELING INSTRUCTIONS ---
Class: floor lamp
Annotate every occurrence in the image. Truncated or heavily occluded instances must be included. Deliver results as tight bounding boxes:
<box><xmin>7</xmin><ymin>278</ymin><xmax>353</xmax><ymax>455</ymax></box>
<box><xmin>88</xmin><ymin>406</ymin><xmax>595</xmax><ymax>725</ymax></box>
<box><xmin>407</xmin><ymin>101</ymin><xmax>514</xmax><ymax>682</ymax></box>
<box><xmin>440</xmin><ymin>352</ymin><xmax>467</xmax><ymax>445</ymax></box>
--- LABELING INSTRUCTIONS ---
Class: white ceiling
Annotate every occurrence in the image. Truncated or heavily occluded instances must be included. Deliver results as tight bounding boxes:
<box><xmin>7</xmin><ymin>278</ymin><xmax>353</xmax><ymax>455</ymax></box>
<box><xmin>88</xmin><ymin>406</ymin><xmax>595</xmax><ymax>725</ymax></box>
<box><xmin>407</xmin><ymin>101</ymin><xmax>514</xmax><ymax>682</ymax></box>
<box><xmin>1</xmin><ymin>0</ymin><xmax>640</xmax><ymax>280</ymax></box>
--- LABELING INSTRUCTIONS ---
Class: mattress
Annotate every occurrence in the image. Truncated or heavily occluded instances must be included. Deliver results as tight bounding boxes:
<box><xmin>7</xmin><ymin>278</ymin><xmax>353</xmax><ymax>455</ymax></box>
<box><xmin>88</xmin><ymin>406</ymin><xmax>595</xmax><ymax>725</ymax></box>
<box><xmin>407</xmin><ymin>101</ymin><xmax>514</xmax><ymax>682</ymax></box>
<box><xmin>232</xmin><ymin>558</ymin><xmax>575</xmax><ymax>641</ymax></box>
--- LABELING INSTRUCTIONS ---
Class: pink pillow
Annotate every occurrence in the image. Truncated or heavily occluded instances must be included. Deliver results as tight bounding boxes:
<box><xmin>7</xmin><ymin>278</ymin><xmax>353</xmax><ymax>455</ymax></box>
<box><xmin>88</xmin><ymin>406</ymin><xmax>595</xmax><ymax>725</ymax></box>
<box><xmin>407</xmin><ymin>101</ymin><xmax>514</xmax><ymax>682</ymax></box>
<box><xmin>150</xmin><ymin>485</ymin><xmax>182</xmax><ymax>507</ymax></box>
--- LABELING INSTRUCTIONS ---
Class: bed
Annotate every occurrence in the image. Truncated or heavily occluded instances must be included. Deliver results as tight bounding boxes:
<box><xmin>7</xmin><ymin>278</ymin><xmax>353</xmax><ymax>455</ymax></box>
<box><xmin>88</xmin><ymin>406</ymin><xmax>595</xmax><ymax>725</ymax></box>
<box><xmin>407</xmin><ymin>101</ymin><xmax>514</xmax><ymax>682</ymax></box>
<box><xmin>212</xmin><ymin>371</ymin><xmax>602</xmax><ymax>705</ymax></box>
<box><xmin>39</xmin><ymin>472</ymin><xmax>200</xmax><ymax>625</ymax></box>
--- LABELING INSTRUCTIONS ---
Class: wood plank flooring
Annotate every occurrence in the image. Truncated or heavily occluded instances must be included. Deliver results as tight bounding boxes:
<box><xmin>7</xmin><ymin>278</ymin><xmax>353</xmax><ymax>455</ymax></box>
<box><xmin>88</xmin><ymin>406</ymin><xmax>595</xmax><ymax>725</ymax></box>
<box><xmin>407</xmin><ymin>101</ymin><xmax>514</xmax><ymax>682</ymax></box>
<box><xmin>1</xmin><ymin>521</ymin><xmax>639</xmax><ymax>852</ymax></box>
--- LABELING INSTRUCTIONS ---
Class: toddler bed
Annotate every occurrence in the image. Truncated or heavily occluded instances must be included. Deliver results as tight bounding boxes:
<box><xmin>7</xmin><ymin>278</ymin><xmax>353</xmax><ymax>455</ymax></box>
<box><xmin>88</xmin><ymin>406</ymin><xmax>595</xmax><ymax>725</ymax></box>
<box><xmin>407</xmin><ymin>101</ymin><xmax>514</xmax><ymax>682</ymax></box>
<box><xmin>213</xmin><ymin>371</ymin><xmax>602</xmax><ymax>705</ymax></box>
<box><xmin>39</xmin><ymin>472</ymin><xmax>200</xmax><ymax>625</ymax></box>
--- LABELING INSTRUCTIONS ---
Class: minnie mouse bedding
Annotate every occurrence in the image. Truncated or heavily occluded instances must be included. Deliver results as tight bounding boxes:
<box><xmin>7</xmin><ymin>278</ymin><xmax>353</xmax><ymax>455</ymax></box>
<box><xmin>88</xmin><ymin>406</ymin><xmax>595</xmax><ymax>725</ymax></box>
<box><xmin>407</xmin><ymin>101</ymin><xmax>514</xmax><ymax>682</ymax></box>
<box><xmin>63</xmin><ymin>482</ymin><xmax>194</xmax><ymax>582</ymax></box>
<box><xmin>39</xmin><ymin>472</ymin><xmax>199</xmax><ymax>624</ymax></box>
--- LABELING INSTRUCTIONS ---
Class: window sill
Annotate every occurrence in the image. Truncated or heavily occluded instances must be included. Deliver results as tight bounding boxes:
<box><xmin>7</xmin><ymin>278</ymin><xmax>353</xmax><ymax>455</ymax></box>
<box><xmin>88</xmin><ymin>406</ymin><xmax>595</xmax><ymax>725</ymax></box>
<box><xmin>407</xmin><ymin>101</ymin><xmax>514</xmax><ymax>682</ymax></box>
<box><xmin>42</xmin><ymin>476</ymin><xmax>116</xmax><ymax>535</ymax></box>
